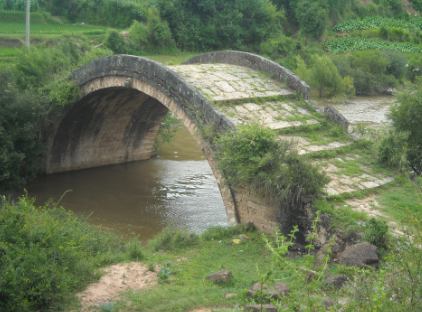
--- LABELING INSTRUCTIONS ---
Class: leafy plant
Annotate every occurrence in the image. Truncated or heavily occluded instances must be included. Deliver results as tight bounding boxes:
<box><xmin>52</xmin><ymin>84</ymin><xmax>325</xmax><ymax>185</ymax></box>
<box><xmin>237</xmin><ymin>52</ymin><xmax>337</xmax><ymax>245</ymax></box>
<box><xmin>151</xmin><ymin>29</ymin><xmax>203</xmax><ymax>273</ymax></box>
<box><xmin>214</xmin><ymin>124</ymin><xmax>330</xmax><ymax>205</ymax></box>
<box><xmin>363</xmin><ymin>217</ymin><xmax>389</xmax><ymax>248</ymax></box>
<box><xmin>157</xmin><ymin>261</ymin><xmax>173</xmax><ymax>284</ymax></box>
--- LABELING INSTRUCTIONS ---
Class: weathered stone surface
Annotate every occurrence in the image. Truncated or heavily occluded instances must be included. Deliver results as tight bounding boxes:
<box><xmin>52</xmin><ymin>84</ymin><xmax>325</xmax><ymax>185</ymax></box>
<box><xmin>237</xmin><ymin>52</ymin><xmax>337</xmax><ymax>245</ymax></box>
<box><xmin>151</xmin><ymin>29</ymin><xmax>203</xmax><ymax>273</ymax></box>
<box><xmin>298</xmin><ymin>266</ymin><xmax>317</xmax><ymax>281</ymax></box>
<box><xmin>324</xmin><ymin>274</ymin><xmax>350</xmax><ymax>289</ymax></box>
<box><xmin>183</xmin><ymin>50</ymin><xmax>310</xmax><ymax>99</ymax></box>
<box><xmin>206</xmin><ymin>270</ymin><xmax>233</xmax><ymax>284</ymax></box>
<box><xmin>244</xmin><ymin>304</ymin><xmax>278</xmax><ymax>312</ymax></box>
<box><xmin>322</xmin><ymin>300</ymin><xmax>335</xmax><ymax>308</ymax></box>
<box><xmin>324</xmin><ymin>105</ymin><xmax>349</xmax><ymax>132</ymax></box>
<box><xmin>247</xmin><ymin>282</ymin><xmax>290</xmax><ymax>302</ymax></box>
<box><xmin>339</xmin><ymin>242</ymin><xmax>379</xmax><ymax>268</ymax></box>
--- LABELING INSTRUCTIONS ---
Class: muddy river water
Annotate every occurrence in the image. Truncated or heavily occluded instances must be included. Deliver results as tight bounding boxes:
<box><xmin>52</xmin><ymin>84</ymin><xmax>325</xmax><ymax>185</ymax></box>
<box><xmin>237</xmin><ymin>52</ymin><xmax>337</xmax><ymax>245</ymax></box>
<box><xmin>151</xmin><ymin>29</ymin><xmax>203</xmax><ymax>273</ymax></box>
<box><xmin>25</xmin><ymin>96</ymin><xmax>395</xmax><ymax>241</ymax></box>
<box><xmin>26</xmin><ymin>127</ymin><xmax>228</xmax><ymax>241</ymax></box>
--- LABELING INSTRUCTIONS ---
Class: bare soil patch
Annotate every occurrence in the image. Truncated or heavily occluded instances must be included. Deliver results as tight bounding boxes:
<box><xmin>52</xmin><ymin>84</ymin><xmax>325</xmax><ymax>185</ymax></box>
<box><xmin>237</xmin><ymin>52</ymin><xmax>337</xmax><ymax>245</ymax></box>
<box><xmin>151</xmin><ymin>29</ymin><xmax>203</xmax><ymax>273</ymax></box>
<box><xmin>76</xmin><ymin>262</ymin><xmax>158</xmax><ymax>311</ymax></box>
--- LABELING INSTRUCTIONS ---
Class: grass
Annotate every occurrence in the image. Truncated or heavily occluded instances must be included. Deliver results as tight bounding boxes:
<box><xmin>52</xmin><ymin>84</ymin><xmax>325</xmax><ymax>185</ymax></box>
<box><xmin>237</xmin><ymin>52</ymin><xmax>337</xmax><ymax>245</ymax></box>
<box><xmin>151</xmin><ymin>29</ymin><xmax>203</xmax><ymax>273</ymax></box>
<box><xmin>109</xmin><ymin>225</ymin><xmax>350</xmax><ymax>312</ymax></box>
<box><xmin>0</xmin><ymin>22</ymin><xmax>109</xmax><ymax>35</ymax></box>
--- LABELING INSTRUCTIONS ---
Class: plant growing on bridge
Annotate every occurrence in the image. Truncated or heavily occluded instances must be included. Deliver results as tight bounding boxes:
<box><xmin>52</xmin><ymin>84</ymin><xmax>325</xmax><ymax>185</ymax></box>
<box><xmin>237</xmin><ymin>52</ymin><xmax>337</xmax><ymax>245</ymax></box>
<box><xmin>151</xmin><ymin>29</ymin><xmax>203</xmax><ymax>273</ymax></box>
<box><xmin>214</xmin><ymin>124</ymin><xmax>330</xmax><ymax>205</ymax></box>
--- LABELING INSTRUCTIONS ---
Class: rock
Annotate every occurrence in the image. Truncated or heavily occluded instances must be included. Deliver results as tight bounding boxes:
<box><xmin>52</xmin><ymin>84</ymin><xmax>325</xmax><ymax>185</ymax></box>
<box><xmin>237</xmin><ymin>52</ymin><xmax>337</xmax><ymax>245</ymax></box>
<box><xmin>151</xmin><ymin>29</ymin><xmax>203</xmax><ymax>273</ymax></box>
<box><xmin>322</xmin><ymin>300</ymin><xmax>335</xmax><ymax>308</ymax></box>
<box><xmin>224</xmin><ymin>293</ymin><xmax>237</xmax><ymax>298</ymax></box>
<box><xmin>298</xmin><ymin>266</ymin><xmax>316</xmax><ymax>281</ymax></box>
<box><xmin>339</xmin><ymin>242</ymin><xmax>379</xmax><ymax>269</ymax></box>
<box><xmin>206</xmin><ymin>270</ymin><xmax>233</xmax><ymax>284</ymax></box>
<box><xmin>244</xmin><ymin>304</ymin><xmax>278</xmax><ymax>312</ymax></box>
<box><xmin>324</xmin><ymin>274</ymin><xmax>350</xmax><ymax>289</ymax></box>
<box><xmin>247</xmin><ymin>282</ymin><xmax>290</xmax><ymax>302</ymax></box>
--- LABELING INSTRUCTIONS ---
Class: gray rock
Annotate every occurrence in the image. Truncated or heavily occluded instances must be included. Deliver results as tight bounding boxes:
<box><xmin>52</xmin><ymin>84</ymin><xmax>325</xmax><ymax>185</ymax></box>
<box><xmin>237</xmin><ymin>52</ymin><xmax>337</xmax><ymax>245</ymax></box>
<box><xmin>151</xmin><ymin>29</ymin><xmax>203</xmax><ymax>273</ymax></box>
<box><xmin>206</xmin><ymin>270</ymin><xmax>233</xmax><ymax>284</ymax></box>
<box><xmin>339</xmin><ymin>242</ymin><xmax>379</xmax><ymax>269</ymax></box>
<box><xmin>244</xmin><ymin>304</ymin><xmax>278</xmax><ymax>312</ymax></box>
<box><xmin>298</xmin><ymin>266</ymin><xmax>316</xmax><ymax>282</ymax></box>
<box><xmin>324</xmin><ymin>274</ymin><xmax>350</xmax><ymax>289</ymax></box>
<box><xmin>247</xmin><ymin>282</ymin><xmax>290</xmax><ymax>302</ymax></box>
<box><xmin>322</xmin><ymin>299</ymin><xmax>335</xmax><ymax>308</ymax></box>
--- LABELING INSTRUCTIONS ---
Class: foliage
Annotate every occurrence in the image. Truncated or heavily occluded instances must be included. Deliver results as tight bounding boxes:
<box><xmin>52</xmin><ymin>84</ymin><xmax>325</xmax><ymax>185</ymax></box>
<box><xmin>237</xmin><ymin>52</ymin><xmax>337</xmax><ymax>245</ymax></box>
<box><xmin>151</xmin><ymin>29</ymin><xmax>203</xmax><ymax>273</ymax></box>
<box><xmin>157</xmin><ymin>0</ymin><xmax>283</xmax><ymax>51</ymax></box>
<box><xmin>157</xmin><ymin>261</ymin><xmax>174</xmax><ymax>284</ymax></box>
<box><xmin>0</xmin><ymin>195</ymin><xmax>136</xmax><ymax>312</ymax></box>
<box><xmin>148</xmin><ymin>226</ymin><xmax>199</xmax><ymax>252</ymax></box>
<box><xmin>296</xmin><ymin>55</ymin><xmax>355</xmax><ymax>97</ymax></box>
<box><xmin>201</xmin><ymin>223</ymin><xmax>256</xmax><ymax>241</ymax></box>
<box><xmin>295</xmin><ymin>0</ymin><xmax>328</xmax><ymax>40</ymax></box>
<box><xmin>363</xmin><ymin>217</ymin><xmax>389</xmax><ymax>248</ymax></box>
<box><xmin>154</xmin><ymin>112</ymin><xmax>182</xmax><ymax>149</ymax></box>
<box><xmin>325</xmin><ymin>37</ymin><xmax>422</xmax><ymax>54</ymax></box>
<box><xmin>334</xmin><ymin>16</ymin><xmax>422</xmax><ymax>33</ymax></box>
<box><xmin>128</xmin><ymin>8</ymin><xmax>177</xmax><ymax>54</ymax></box>
<box><xmin>345</xmin><ymin>213</ymin><xmax>422</xmax><ymax>311</ymax></box>
<box><xmin>104</xmin><ymin>30</ymin><xmax>129</xmax><ymax>54</ymax></box>
<box><xmin>331</xmin><ymin>51</ymin><xmax>399</xmax><ymax>95</ymax></box>
<box><xmin>376</xmin><ymin>129</ymin><xmax>408</xmax><ymax>171</ymax></box>
<box><xmin>389</xmin><ymin>81</ymin><xmax>422</xmax><ymax>175</ymax></box>
<box><xmin>214</xmin><ymin>124</ymin><xmax>330</xmax><ymax>205</ymax></box>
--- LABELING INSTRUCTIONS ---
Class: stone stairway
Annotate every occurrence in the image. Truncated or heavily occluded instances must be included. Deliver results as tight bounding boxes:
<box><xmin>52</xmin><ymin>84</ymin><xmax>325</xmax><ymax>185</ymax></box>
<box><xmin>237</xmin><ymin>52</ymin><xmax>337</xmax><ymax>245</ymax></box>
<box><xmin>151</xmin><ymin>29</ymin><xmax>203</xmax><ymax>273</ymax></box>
<box><xmin>172</xmin><ymin>63</ymin><xmax>395</xmax><ymax>200</ymax></box>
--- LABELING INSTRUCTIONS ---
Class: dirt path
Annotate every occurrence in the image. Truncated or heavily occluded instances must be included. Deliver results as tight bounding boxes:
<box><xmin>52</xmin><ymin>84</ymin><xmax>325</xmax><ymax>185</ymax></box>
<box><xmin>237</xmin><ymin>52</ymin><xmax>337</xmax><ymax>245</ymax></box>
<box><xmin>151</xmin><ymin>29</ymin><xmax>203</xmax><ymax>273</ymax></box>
<box><xmin>76</xmin><ymin>262</ymin><xmax>158</xmax><ymax>311</ymax></box>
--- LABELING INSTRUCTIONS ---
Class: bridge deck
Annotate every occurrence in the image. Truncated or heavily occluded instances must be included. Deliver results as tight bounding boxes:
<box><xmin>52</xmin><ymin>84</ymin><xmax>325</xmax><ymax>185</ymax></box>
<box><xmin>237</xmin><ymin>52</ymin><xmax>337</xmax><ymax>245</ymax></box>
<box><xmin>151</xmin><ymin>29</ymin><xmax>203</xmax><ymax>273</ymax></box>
<box><xmin>174</xmin><ymin>62</ymin><xmax>394</xmax><ymax>204</ymax></box>
<box><xmin>170</xmin><ymin>64</ymin><xmax>293</xmax><ymax>103</ymax></box>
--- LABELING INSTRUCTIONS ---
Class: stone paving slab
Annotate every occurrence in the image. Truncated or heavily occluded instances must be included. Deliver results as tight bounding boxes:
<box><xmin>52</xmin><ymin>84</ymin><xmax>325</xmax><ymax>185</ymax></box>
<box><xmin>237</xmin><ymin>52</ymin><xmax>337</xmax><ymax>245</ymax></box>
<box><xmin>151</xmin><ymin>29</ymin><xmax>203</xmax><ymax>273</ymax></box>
<box><xmin>170</xmin><ymin>64</ymin><xmax>294</xmax><ymax>103</ymax></box>
<box><xmin>172</xmin><ymin>62</ymin><xmax>395</xmax><ymax>199</ymax></box>
<box><xmin>220</xmin><ymin>101</ymin><xmax>320</xmax><ymax>129</ymax></box>
<box><xmin>317</xmin><ymin>160</ymin><xmax>395</xmax><ymax>196</ymax></box>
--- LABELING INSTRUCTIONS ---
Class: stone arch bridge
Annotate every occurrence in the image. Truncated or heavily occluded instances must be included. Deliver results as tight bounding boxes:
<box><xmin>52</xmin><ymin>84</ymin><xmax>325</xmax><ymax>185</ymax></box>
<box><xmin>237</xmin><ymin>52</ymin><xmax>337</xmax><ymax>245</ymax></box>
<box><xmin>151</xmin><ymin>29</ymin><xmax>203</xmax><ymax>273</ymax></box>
<box><xmin>45</xmin><ymin>51</ymin><xmax>393</xmax><ymax>236</ymax></box>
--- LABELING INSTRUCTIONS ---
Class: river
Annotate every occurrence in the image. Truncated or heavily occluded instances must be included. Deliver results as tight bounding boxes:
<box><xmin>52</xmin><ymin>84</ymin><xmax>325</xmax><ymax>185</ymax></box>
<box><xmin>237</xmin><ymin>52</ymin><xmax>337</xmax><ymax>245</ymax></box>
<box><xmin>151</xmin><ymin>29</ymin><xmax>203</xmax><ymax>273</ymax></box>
<box><xmin>25</xmin><ymin>95</ymin><xmax>395</xmax><ymax>241</ymax></box>
<box><xmin>26</xmin><ymin>127</ymin><xmax>228</xmax><ymax>242</ymax></box>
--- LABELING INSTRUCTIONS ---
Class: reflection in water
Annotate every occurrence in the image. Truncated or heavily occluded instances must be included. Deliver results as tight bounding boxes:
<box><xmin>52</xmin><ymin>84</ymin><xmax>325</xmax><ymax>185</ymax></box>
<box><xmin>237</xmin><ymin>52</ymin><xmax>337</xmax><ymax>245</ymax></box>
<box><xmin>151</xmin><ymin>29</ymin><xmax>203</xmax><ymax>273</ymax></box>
<box><xmin>26</xmin><ymin>127</ymin><xmax>228</xmax><ymax>242</ymax></box>
<box><xmin>313</xmin><ymin>95</ymin><xmax>396</xmax><ymax>127</ymax></box>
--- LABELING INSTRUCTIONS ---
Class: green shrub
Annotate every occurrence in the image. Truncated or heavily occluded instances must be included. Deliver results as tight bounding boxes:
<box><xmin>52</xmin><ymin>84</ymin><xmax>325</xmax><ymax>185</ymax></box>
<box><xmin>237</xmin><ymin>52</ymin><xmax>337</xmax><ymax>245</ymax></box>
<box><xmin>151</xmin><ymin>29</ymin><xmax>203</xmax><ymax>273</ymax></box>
<box><xmin>389</xmin><ymin>81</ymin><xmax>422</xmax><ymax>175</ymax></box>
<box><xmin>105</xmin><ymin>30</ymin><xmax>129</xmax><ymax>54</ymax></box>
<box><xmin>148</xmin><ymin>226</ymin><xmax>199</xmax><ymax>252</ymax></box>
<box><xmin>214</xmin><ymin>124</ymin><xmax>330</xmax><ymax>205</ymax></box>
<box><xmin>363</xmin><ymin>217</ymin><xmax>389</xmax><ymax>248</ymax></box>
<box><xmin>376</xmin><ymin>129</ymin><xmax>408</xmax><ymax>171</ymax></box>
<box><xmin>201</xmin><ymin>223</ymin><xmax>256</xmax><ymax>241</ymax></box>
<box><xmin>0</xmin><ymin>195</ymin><xmax>131</xmax><ymax>312</ymax></box>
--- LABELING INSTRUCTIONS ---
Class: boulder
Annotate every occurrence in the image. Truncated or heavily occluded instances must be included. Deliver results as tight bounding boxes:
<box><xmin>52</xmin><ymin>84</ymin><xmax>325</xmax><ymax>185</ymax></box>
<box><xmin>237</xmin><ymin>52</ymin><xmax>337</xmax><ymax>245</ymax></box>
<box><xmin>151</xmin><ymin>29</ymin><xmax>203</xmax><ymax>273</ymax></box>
<box><xmin>244</xmin><ymin>304</ymin><xmax>278</xmax><ymax>312</ymax></box>
<box><xmin>339</xmin><ymin>242</ymin><xmax>379</xmax><ymax>269</ymax></box>
<box><xmin>322</xmin><ymin>299</ymin><xmax>335</xmax><ymax>308</ymax></box>
<box><xmin>324</xmin><ymin>274</ymin><xmax>350</xmax><ymax>289</ymax></box>
<box><xmin>247</xmin><ymin>282</ymin><xmax>290</xmax><ymax>302</ymax></box>
<box><xmin>298</xmin><ymin>266</ymin><xmax>316</xmax><ymax>282</ymax></box>
<box><xmin>206</xmin><ymin>270</ymin><xmax>233</xmax><ymax>284</ymax></box>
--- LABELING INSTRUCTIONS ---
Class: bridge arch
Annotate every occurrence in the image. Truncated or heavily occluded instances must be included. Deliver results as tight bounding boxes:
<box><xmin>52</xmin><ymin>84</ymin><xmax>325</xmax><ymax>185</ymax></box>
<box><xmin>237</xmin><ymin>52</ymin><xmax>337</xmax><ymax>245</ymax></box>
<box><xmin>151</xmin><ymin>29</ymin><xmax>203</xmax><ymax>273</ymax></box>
<box><xmin>45</xmin><ymin>54</ymin><xmax>238</xmax><ymax>224</ymax></box>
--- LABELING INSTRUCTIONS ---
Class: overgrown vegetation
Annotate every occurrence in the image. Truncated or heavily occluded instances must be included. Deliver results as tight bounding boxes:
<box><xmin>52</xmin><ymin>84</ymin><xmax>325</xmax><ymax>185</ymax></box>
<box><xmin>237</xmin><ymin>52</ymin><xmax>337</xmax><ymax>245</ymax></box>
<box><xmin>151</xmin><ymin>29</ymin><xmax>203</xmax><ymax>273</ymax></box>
<box><xmin>0</xmin><ymin>195</ymin><xmax>142</xmax><ymax>312</ymax></box>
<box><xmin>214</xmin><ymin>124</ymin><xmax>330</xmax><ymax>205</ymax></box>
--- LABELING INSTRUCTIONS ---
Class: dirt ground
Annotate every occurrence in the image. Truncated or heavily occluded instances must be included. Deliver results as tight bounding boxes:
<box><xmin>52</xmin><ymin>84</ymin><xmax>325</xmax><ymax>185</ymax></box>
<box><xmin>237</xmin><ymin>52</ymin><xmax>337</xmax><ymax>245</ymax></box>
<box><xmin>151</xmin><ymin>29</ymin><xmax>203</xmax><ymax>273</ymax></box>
<box><xmin>76</xmin><ymin>262</ymin><xmax>158</xmax><ymax>311</ymax></box>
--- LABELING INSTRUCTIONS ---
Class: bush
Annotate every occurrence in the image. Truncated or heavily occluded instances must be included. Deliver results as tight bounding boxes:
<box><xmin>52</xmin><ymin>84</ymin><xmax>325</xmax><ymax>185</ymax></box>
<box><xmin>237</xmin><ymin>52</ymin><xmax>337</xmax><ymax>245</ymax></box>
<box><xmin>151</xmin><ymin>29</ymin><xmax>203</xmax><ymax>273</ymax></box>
<box><xmin>214</xmin><ymin>124</ymin><xmax>330</xmax><ymax>205</ymax></box>
<box><xmin>148</xmin><ymin>226</ymin><xmax>199</xmax><ymax>252</ymax></box>
<box><xmin>0</xmin><ymin>195</ymin><xmax>132</xmax><ymax>312</ymax></box>
<box><xmin>363</xmin><ymin>217</ymin><xmax>389</xmax><ymax>248</ymax></box>
<box><xmin>376</xmin><ymin>129</ymin><xmax>408</xmax><ymax>171</ymax></box>
<box><xmin>201</xmin><ymin>223</ymin><xmax>256</xmax><ymax>241</ymax></box>
<box><xmin>389</xmin><ymin>81</ymin><xmax>422</xmax><ymax>175</ymax></box>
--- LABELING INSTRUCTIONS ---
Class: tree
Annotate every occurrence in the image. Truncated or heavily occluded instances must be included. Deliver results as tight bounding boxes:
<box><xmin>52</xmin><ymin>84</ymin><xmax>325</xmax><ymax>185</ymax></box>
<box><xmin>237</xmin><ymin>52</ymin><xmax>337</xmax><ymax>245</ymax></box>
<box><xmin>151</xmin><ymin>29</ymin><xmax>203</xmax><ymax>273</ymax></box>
<box><xmin>309</xmin><ymin>55</ymin><xmax>342</xmax><ymax>97</ymax></box>
<box><xmin>295</xmin><ymin>0</ymin><xmax>328</xmax><ymax>40</ymax></box>
<box><xmin>388</xmin><ymin>81</ymin><xmax>422</xmax><ymax>175</ymax></box>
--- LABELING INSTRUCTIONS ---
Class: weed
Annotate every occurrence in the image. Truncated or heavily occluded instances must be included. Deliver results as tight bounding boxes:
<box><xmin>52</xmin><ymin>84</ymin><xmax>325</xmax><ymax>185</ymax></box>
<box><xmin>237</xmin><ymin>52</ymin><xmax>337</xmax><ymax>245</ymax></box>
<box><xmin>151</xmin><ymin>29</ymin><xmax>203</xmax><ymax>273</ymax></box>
<box><xmin>148</xmin><ymin>226</ymin><xmax>198</xmax><ymax>252</ymax></box>
<box><xmin>157</xmin><ymin>261</ymin><xmax>173</xmax><ymax>284</ymax></box>
<box><xmin>363</xmin><ymin>218</ymin><xmax>389</xmax><ymax>248</ymax></box>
